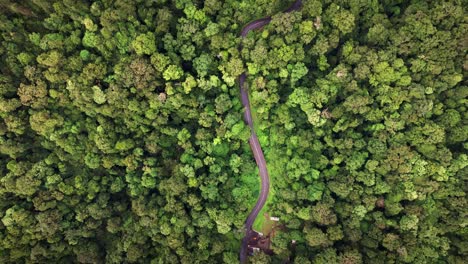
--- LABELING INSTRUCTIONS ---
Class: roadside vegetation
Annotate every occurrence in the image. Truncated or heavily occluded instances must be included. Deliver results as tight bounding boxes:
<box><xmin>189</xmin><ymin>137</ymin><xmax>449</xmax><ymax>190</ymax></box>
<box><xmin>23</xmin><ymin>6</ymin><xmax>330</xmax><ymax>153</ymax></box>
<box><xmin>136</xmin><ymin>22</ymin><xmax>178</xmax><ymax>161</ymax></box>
<box><xmin>0</xmin><ymin>0</ymin><xmax>466</xmax><ymax>263</ymax></box>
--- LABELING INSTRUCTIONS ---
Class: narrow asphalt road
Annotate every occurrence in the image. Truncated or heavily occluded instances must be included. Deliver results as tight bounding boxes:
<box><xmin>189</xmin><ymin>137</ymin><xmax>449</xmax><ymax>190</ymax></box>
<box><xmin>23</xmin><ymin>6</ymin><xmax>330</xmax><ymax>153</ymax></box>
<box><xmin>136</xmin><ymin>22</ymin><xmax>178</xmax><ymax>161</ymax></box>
<box><xmin>238</xmin><ymin>1</ymin><xmax>302</xmax><ymax>263</ymax></box>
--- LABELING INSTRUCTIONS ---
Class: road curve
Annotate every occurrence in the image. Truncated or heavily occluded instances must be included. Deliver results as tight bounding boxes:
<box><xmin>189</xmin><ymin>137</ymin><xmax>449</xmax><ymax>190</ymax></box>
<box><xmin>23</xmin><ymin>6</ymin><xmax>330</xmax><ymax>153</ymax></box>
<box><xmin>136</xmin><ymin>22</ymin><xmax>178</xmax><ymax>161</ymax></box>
<box><xmin>238</xmin><ymin>1</ymin><xmax>302</xmax><ymax>263</ymax></box>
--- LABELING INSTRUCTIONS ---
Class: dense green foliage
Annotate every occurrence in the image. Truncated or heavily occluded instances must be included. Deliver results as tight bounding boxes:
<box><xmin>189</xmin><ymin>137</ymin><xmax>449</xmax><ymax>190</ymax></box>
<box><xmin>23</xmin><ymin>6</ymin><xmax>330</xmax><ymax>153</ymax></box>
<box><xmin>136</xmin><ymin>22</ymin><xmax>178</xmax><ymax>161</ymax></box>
<box><xmin>0</xmin><ymin>0</ymin><xmax>467</xmax><ymax>263</ymax></box>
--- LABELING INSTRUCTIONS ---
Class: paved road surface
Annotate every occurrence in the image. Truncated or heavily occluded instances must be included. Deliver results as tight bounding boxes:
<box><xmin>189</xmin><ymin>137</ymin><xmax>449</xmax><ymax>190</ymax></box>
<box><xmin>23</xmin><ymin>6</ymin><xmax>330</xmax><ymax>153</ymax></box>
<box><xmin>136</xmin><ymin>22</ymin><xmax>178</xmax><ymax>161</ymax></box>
<box><xmin>238</xmin><ymin>1</ymin><xmax>302</xmax><ymax>263</ymax></box>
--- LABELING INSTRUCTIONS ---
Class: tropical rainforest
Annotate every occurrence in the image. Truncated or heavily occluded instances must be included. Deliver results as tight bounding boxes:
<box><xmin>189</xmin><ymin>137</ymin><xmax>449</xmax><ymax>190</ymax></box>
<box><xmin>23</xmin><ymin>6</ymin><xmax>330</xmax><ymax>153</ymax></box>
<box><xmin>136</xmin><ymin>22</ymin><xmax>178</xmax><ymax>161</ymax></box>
<box><xmin>0</xmin><ymin>0</ymin><xmax>467</xmax><ymax>263</ymax></box>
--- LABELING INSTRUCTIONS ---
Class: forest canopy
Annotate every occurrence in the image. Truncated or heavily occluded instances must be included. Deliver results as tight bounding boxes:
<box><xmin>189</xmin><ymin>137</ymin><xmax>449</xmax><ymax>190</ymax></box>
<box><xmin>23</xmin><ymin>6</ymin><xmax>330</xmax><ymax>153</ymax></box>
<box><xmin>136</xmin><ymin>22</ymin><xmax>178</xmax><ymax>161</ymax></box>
<box><xmin>0</xmin><ymin>0</ymin><xmax>467</xmax><ymax>263</ymax></box>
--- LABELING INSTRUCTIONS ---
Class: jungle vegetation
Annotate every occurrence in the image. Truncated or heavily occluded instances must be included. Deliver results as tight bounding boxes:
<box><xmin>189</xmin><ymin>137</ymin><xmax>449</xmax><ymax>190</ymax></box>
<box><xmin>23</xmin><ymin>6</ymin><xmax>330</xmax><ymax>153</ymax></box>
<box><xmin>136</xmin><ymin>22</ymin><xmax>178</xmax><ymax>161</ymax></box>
<box><xmin>0</xmin><ymin>0</ymin><xmax>466</xmax><ymax>263</ymax></box>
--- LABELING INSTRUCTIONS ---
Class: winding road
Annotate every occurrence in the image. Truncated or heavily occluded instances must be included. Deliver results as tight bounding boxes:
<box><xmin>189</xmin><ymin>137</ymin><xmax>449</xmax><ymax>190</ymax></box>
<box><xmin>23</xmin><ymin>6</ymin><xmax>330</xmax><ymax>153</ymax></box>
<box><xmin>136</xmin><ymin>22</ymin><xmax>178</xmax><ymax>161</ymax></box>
<box><xmin>238</xmin><ymin>1</ymin><xmax>302</xmax><ymax>263</ymax></box>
